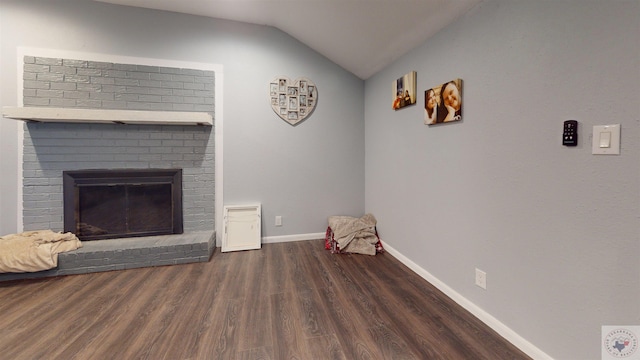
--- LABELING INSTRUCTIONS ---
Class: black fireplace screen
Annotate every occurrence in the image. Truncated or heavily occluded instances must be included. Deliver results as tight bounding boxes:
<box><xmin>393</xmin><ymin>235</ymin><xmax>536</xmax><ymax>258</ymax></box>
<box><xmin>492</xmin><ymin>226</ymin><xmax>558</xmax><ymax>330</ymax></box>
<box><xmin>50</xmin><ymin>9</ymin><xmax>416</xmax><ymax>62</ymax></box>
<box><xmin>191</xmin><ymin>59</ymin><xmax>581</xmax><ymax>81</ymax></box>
<box><xmin>63</xmin><ymin>169</ymin><xmax>183</xmax><ymax>240</ymax></box>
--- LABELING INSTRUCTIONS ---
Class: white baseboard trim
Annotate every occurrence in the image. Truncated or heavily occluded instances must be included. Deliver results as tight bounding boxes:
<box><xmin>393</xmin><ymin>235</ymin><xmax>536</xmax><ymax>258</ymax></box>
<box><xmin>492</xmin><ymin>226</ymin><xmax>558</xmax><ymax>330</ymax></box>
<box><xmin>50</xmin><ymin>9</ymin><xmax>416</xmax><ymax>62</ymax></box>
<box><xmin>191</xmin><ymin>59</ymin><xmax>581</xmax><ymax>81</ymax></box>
<box><xmin>215</xmin><ymin>232</ymin><xmax>324</xmax><ymax>247</ymax></box>
<box><xmin>262</xmin><ymin>232</ymin><xmax>325</xmax><ymax>244</ymax></box>
<box><xmin>380</xmin><ymin>240</ymin><xmax>553</xmax><ymax>360</ymax></box>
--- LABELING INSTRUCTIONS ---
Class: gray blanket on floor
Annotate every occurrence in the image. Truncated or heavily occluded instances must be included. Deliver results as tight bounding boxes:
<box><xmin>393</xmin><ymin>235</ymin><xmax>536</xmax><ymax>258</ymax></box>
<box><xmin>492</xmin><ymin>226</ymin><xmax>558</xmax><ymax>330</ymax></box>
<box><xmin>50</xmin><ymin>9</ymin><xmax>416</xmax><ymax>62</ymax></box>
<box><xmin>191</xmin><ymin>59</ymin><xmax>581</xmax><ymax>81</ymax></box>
<box><xmin>328</xmin><ymin>213</ymin><xmax>378</xmax><ymax>255</ymax></box>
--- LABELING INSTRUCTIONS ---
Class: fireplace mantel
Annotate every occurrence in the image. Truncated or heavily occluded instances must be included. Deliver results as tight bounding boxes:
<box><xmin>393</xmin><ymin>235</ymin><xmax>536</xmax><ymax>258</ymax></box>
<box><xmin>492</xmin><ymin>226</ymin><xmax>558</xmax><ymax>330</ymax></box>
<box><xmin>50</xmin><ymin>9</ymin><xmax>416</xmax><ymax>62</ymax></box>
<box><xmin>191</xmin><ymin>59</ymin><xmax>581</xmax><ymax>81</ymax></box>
<box><xmin>2</xmin><ymin>106</ymin><xmax>213</xmax><ymax>126</ymax></box>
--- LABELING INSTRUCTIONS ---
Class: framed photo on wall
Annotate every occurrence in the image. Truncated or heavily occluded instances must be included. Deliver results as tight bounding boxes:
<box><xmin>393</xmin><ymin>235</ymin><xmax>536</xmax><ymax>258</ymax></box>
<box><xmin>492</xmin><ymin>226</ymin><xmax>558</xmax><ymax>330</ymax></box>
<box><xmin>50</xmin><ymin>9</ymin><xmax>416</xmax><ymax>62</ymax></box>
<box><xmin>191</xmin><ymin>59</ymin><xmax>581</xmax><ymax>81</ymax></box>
<box><xmin>425</xmin><ymin>78</ymin><xmax>463</xmax><ymax>125</ymax></box>
<box><xmin>392</xmin><ymin>71</ymin><xmax>417</xmax><ymax>110</ymax></box>
<box><xmin>270</xmin><ymin>76</ymin><xmax>317</xmax><ymax>126</ymax></box>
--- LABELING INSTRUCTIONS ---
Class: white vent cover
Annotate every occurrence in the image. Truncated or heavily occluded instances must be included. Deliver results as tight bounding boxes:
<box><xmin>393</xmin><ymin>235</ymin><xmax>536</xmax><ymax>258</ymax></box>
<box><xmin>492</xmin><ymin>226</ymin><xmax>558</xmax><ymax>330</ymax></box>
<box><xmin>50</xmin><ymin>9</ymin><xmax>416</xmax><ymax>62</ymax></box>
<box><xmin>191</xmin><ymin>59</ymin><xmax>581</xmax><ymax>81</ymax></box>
<box><xmin>222</xmin><ymin>204</ymin><xmax>261</xmax><ymax>252</ymax></box>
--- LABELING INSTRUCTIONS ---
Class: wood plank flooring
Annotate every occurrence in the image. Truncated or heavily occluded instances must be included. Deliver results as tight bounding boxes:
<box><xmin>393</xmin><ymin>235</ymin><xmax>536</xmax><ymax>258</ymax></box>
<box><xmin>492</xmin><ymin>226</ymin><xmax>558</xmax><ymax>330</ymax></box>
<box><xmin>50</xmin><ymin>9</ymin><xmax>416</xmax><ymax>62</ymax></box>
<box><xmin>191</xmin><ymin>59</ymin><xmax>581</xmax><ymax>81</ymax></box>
<box><xmin>0</xmin><ymin>240</ymin><xmax>531</xmax><ymax>360</ymax></box>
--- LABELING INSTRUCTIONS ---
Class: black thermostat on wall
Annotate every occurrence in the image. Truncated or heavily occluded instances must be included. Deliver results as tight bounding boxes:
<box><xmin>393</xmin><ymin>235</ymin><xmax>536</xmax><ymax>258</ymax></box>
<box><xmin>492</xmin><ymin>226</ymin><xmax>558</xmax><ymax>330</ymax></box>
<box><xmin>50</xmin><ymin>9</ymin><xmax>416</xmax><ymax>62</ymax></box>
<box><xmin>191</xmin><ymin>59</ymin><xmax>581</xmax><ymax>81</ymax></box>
<box><xmin>563</xmin><ymin>120</ymin><xmax>578</xmax><ymax>146</ymax></box>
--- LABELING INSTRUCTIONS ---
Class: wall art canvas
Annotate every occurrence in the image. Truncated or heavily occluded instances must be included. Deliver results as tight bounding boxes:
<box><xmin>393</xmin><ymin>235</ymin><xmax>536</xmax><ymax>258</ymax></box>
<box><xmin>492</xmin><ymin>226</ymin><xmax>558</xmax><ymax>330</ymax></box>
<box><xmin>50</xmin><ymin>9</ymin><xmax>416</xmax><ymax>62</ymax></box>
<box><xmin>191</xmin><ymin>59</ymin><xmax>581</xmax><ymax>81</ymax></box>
<box><xmin>392</xmin><ymin>71</ymin><xmax>417</xmax><ymax>110</ymax></box>
<box><xmin>270</xmin><ymin>76</ymin><xmax>317</xmax><ymax>126</ymax></box>
<box><xmin>424</xmin><ymin>78</ymin><xmax>463</xmax><ymax>125</ymax></box>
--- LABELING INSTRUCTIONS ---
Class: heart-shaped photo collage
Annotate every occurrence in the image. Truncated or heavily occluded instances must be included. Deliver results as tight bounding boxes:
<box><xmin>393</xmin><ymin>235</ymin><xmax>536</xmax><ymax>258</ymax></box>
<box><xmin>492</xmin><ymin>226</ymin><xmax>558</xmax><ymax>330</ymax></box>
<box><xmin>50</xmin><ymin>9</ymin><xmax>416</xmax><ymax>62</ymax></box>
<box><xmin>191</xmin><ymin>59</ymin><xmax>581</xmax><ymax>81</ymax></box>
<box><xmin>270</xmin><ymin>77</ymin><xmax>317</xmax><ymax>126</ymax></box>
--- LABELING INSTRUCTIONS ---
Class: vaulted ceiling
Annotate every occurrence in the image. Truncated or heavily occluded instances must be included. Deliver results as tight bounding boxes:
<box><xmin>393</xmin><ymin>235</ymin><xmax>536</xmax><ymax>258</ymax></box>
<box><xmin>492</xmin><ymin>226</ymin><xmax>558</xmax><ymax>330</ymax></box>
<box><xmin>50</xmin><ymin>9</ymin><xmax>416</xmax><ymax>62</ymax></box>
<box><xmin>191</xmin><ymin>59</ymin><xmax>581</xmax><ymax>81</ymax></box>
<box><xmin>95</xmin><ymin>0</ymin><xmax>483</xmax><ymax>79</ymax></box>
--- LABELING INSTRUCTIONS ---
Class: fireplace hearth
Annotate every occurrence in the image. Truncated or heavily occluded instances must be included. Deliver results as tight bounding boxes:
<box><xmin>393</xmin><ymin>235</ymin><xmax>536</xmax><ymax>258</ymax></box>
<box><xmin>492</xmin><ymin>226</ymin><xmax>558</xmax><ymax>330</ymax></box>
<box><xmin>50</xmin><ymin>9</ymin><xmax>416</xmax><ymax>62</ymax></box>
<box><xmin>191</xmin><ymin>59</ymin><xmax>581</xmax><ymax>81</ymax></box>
<box><xmin>63</xmin><ymin>169</ymin><xmax>183</xmax><ymax>240</ymax></box>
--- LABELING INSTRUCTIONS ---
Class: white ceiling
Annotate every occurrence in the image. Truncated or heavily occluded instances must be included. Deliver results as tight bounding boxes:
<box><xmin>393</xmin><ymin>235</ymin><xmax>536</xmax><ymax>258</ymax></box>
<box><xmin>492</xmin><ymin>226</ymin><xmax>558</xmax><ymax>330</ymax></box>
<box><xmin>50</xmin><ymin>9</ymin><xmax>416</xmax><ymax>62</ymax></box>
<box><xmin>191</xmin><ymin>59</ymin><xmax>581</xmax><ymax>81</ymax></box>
<box><xmin>95</xmin><ymin>0</ymin><xmax>483</xmax><ymax>79</ymax></box>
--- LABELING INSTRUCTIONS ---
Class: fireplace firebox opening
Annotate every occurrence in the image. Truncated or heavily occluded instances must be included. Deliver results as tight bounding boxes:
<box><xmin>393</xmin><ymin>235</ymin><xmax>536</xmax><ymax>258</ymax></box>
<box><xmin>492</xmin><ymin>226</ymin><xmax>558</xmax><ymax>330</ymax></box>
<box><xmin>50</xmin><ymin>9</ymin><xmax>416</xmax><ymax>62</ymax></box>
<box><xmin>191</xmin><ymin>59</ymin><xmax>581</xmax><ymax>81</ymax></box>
<box><xmin>63</xmin><ymin>169</ymin><xmax>183</xmax><ymax>240</ymax></box>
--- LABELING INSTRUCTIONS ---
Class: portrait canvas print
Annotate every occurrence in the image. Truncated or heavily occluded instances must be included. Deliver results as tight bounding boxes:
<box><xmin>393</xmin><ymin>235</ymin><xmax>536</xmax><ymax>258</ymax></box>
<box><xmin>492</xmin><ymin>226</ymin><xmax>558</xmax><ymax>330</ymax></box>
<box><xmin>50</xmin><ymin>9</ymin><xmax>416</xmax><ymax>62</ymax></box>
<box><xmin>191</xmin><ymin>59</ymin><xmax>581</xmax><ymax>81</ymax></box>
<box><xmin>392</xmin><ymin>71</ymin><xmax>417</xmax><ymax>110</ymax></box>
<box><xmin>424</xmin><ymin>78</ymin><xmax>463</xmax><ymax>125</ymax></box>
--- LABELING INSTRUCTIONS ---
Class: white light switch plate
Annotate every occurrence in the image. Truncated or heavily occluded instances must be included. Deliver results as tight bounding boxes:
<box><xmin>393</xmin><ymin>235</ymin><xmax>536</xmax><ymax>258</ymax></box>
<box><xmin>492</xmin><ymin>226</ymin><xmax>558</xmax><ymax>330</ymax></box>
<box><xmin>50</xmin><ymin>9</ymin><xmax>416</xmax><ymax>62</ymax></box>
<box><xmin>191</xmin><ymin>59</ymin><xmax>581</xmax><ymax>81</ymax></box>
<box><xmin>592</xmin><ymin>124</ymin><xmax>620</xmax><ymax>155</ymax></box>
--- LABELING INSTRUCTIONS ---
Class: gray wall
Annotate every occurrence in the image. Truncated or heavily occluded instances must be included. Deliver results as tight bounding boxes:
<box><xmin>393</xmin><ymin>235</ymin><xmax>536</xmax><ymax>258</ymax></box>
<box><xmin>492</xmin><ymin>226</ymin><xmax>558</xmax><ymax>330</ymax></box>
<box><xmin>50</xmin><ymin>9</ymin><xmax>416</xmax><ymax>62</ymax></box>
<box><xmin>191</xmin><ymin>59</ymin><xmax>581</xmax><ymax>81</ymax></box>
<box><xmin>364</xmin><ymin>1</ymin><xmax>639</xmax><ymax>359</ymax></box>
<box><xmin>22</xmin><ymin>55</ymin><xmax>215</xmax><ymax>111</ymax></box>
<box><xmin>0</xmin><ymin>0</ymin><xmax>365</xmax><ymax>237</ymax></box>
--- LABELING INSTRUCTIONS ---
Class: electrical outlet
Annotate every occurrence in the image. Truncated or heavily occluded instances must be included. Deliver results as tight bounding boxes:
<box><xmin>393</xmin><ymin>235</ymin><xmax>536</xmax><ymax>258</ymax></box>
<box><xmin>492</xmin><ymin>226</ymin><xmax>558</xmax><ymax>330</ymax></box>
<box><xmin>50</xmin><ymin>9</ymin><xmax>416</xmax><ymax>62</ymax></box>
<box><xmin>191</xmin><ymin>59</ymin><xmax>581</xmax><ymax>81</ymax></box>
<box><xmin>275</xmin><ymin>216</ymin><xmax>282</xmax><ymax>227</ymax></box>
<box><xmin>475</xmin><ymin>268</ymin><xmax>487</xmax><ymax>290</ymax></box>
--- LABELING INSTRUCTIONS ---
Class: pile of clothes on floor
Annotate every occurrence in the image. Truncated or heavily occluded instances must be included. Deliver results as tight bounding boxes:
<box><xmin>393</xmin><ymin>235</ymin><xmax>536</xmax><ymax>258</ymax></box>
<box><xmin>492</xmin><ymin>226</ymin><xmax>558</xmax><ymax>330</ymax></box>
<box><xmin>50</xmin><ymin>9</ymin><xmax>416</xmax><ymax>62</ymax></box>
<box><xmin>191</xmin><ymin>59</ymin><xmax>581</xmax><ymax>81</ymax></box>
<box><xmin>325</xmin><ymin>213</ymin><xmax>384</xmax><ymax>255</ymax></box>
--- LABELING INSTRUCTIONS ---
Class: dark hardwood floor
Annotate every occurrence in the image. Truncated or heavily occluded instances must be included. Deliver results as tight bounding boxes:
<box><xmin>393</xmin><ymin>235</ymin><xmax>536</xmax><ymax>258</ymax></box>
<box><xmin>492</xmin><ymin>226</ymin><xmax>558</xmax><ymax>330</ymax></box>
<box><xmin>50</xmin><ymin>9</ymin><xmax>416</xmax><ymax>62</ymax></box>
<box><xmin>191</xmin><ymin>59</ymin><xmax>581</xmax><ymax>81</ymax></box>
<box><xmin>0</xmin><ymin>240</ymin><xmax>531</xmax><ymax>360</ymax></box>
